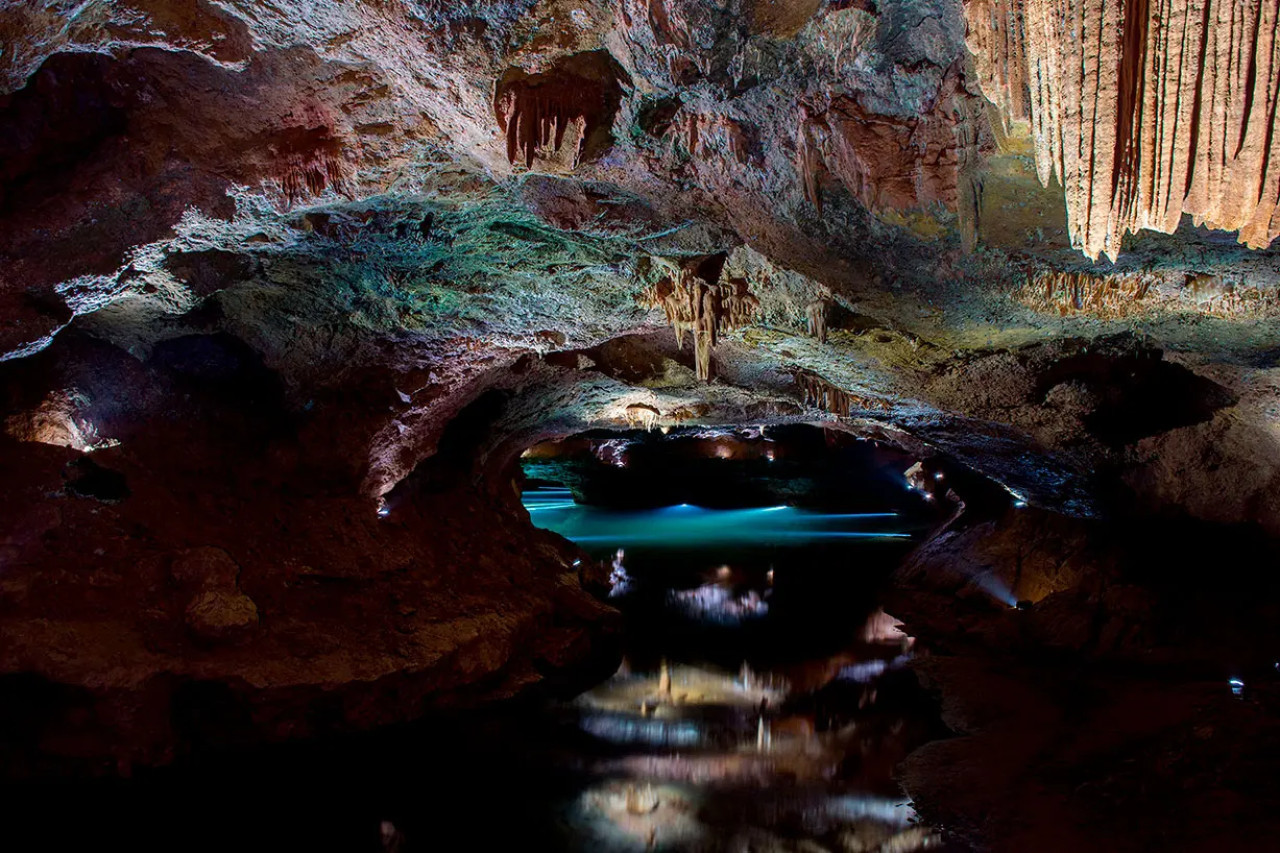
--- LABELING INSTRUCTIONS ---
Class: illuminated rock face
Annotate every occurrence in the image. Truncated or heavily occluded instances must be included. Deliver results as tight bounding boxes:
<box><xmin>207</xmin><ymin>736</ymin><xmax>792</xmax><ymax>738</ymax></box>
<box><xmin>966</xmin><ymin>0</ymin><xmax>1280</xmax><ymax>260</ymax></box>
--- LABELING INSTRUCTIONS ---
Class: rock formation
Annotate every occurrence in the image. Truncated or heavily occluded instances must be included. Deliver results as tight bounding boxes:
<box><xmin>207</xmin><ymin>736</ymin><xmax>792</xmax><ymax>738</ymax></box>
<box><xmin>495</xmin><ymin>52</ymin><xmax>628</xmax><ymax>169</ymax></box>
<box><xmin>2</xmin><ymin>0</ymin><xmax>1280</xmax><ymax>846</ymax></box>
<box><xmin>639</xmin><ymin>261</ymin><xmax>760</xmax><ymax>380</ymax></box>
<box><xmin>966</xmin><ymin>0</ymin><xmax>1280</xmax><ymax>260</ymax></box>
<box><xmin>793</xmin><ymin>369</ymin><xmax>891</xmax><ymax>416</ymax></box>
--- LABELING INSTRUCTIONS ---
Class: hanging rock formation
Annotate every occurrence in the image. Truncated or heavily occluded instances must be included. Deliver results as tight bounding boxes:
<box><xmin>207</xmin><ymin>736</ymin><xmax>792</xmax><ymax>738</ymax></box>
<box><xmin>966</xmin><ymin>0</ymin><xmax>1280</xmax><ymax>260</ymax></box>
<box><xmin>805</xmin><ymin>299</ymin><xmax>831</xmax><ymax>343</ymax></box>
<box><xmin>1015</xmin><ymin>269</ymin><xmax>1280</xmax><ymax>317</ymax></box>
<box><xmin>793</xmin><ymin>369</ymin><xmax>891</xmax><ymax>416</ymax></box>
<box><xmin>495</xmin><ymin>52</ymin><xmax>628</xmax><ymax>169</ymax></box>
<box><xmin>639</xmin><ymin>262</ymin><xmax>760</xmax><ymax>381</ymax></box>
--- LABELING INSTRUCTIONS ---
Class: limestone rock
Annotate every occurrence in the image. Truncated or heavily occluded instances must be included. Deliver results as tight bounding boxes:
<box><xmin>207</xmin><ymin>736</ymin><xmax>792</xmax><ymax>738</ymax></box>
<box><xmin>185</xmin><ymin>588</ymin><xmax>259</xmax><ymax>644</ymax></box>
<box><xmin>170</xmin><ymin>547</ymin><xmax>240</xmax><ymax>590</ymax></box>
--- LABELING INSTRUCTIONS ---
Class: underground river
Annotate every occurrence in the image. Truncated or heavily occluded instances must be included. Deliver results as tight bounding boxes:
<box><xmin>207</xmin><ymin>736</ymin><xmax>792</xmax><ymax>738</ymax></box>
<box><xmin>0</xmin><ymin>428</ymin><xmax>968</xmax><ymax>852</ymax></box>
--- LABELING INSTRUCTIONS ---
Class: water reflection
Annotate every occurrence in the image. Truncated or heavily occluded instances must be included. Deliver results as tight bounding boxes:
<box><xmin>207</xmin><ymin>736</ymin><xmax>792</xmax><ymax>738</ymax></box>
<box><xmin>522</xmin><ymin>487</ymin><xmax>956</xmax><ymax>852</ymax></box>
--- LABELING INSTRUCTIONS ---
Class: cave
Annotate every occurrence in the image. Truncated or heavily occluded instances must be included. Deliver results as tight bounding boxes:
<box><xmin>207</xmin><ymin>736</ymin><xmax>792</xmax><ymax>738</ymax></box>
<box><xmin>3</xmin><ymin>1</ymin><xmax>1280</xmax><ymax>850</ymax></box>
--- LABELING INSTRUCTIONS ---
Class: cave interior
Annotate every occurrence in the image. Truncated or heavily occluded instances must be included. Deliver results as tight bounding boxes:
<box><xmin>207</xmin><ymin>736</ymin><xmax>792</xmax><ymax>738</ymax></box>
<box><xmin>3</xmin><ymin>0</ymin><xmax>1280</xmax><ymax>850</ymax></box>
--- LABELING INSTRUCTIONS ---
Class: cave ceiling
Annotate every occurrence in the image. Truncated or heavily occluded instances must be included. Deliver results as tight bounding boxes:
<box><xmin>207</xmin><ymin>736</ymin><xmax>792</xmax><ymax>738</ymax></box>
<box><xmin>4</xmin><ymin>0</ymin><xmax>1280</xmax><ymax>513</ymax></box>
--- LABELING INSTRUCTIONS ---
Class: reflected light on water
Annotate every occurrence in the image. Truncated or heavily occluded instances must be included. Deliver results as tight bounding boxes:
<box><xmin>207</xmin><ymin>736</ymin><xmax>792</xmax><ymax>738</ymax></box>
<box><xmin>579</xmin><ymin>713</ymin><xmax>705</xmax><ymax>748</ymax></box>
<box><xmin>521</xmin><ymin>493</ymin><xmax>911</xmax><ymax>548</ymax></box>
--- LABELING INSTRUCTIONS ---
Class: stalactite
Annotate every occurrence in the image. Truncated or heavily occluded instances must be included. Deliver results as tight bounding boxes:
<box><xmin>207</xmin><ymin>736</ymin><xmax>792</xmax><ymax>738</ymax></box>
<box><xmin>274</xmin><ymin>131</ymin><xmax>351</xmax><ymax>204</ymax></box>
<box><xmin>966</xmin><ymin>0</ymin><xmax>1280</xmax><ymax>260</ymax></box>
<box><xmin>792</xmin><ymin>369</ymin><xmax>890</xmax><ymax>415</ymax></box>
<box><xmin>796</xmin><ymin>104</ymin><xmax>830</xmax><ymax>215</ymax></box>
<box><xmin>805</xmin><ymin>299</ymin><xmax>830</xmax><ymax>343</ymax></box>
<box><xmin>1014</xmin><ymin>270</ymin><xmax>1158</xmax><ymax>317</ymax></box>
<box><xmin>494</xmin><ymin>56</ymin><xmax>624</xmax><ymax>170</ymax></box>
<box><xmin>639</xmin><ymin>265</ymin><xmax>760</xmax><ymax>381</ymax></box>
<box><xmin>623</xmin><ymin>403</ymin><xmax>661</xmax><ymax>431</ymax></box>
<box><xmin>1015</xmin><ymin>269</ymin><xmax>1280</xmax><ymax>317</ymax></box>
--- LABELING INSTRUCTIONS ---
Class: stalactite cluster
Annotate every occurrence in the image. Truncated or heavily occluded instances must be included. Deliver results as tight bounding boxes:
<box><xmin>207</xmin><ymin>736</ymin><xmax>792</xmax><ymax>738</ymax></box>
<box><xmin>1014</xmin><ymin>270</ymin><xmax>1280</xmax><ymax>317</ymax></box>
<box><xmin>1014</xmin><ymin>270</ymin><xmax>1158</xmax><ymax>317</ymax></box>
<box><xmin>792</xmin><ymin>369</ymin><xmax>890</xmax><ymax>416</ymax></box>
<box><xmin>274</xmin><ymin>131</ymin><xmax>351</xmax><ymax>204</ymax></box>
<box><xmin>623</xmin><ymin>402</ymin><xmax>661</xmax><ymax>431</ymax></box>
<box><xmin>805</xmin><ymin>299</ymin><xmax>830</xmax><ymax>343</ymax></box>
<box><xmin>966</xmin><ymin>0</ymin><xmax>1280</xmax><ymax>260</ymax></box>
<box><xmin>494</xmin><ymin>58</ymin><xmax>622</xmax><ymax>169</ymax></box>
<box><xmin>639</xmin><ymin>265</ymin><xmax>760</xmax><ymax>381</ymax></box>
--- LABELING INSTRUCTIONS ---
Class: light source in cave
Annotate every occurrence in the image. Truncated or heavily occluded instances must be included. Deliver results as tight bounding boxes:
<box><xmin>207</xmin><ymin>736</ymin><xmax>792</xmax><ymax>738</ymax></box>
<box><xmin>639</xmin><ymin>261</ymin><xmax>760</xmax><ymax>381</ymax></box>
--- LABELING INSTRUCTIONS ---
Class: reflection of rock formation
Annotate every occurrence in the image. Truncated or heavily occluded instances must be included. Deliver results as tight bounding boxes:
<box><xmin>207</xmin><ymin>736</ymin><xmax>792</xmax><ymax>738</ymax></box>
<box><xmin>967</xmin><ymin>0</ymin><xmax>1280</xmax><ymax>260</ymax></box>
<box><xmin>577</xmin><ymin>781</ymin><xmax>701</xmax><ymax>850</ymax></box>
<box><xmin>668</xmin><ymin>584</ymin><xmax>769</xmax><ymax>624</ymax></box>
<box><xmin>861</xmin><ymin>608</ymin><xmax>914</xmax><ymax>647</ymax></box>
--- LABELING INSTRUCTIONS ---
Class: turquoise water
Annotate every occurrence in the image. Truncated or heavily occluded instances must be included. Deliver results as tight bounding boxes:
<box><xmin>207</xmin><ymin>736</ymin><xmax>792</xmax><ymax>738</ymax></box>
<box><xmin>523</xmin><ymin>487</ymin><xmax>912</xmax><ymax>549</ymax></box>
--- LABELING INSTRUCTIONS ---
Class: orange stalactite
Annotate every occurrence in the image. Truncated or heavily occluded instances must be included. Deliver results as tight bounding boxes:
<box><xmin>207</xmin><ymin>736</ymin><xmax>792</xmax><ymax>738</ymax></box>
<box><xmin>639</xmin><ymin>266</ymin><xmax>760</xmax><ymax>381</ymax></box>
<box><xmin>805</xmin><ymin>299</ymin><xmax>830</xmax><ymax>343</ymax></box>
<box><xmin>1014</xmin><ymin>269</ymin><xmax>1280</xmax><ymax>318</ymax></box>
<box><xmin>792</xmin><ymin>369</ymin><xmax>890</xmax><ymax>416</ymax></box>
<box><xmin>494</xmin><ymin>56</ymin><xmax>624</xmax><ymax>170</ymax></box>
<box><xmin>966</xmin><ymin>0</ymin><xmax>1280</xmax><ymax>260</ymax></box>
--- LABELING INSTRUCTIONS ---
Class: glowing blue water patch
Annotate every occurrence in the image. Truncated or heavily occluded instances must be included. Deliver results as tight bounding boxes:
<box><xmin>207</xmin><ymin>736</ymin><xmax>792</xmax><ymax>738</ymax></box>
<box><xmin>520</xmin><ymin>500</ymin><xmax>912</xmax><ymax>548</ymax></box>
<box><xmin>824</xmin><ymin>795</ymin><xmax>918</xmax><ymax>827</ymax></box>
<box><xmin>579</xmin><ymin>713</ymin><xmax>704</xmax><ymax>748</ymax></box>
